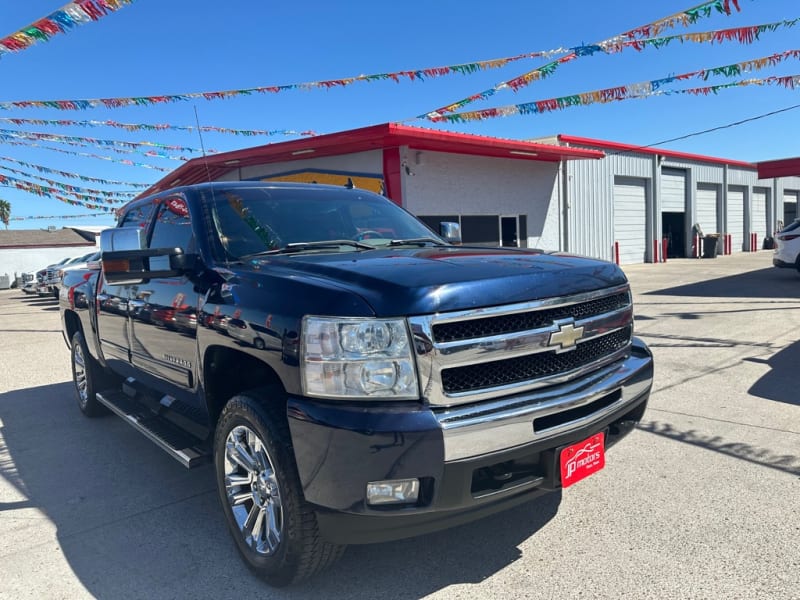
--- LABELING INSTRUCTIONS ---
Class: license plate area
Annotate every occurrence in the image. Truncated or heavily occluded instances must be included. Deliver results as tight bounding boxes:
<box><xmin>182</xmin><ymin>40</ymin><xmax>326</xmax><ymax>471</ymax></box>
<box><xmin>559</xmin><ymin>432</ymin><xmax>605</xmax><ymax>488</ymax></box>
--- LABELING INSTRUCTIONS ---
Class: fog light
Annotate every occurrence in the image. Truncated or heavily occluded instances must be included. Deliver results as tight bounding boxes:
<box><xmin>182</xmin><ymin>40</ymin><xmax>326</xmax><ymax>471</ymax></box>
<box><xmin>366</xmin><ymin>478</ymin><xmax>420</xmax><ymax>506</ymax></box>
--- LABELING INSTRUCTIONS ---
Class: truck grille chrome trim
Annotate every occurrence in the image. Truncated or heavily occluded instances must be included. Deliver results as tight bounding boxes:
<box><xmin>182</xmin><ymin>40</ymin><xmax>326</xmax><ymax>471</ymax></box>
<box><xmin>434</xmin><ymin>345</ymin><xmax>653</xmax><ymax>461</ymax></box>
<box><xmin>409</xmin><ymin>285</ymin><xmax>633</xmax><ymax>407</ymax></box>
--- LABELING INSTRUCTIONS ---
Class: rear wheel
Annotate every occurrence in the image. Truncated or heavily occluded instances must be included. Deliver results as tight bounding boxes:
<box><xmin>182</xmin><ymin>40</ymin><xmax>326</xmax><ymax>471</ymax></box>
<box><xmin>214</xmin><ymin>387</ymin><xmax>345</xmax><ymax>586</ymax></box>
<box><xmin>70</xmin><ymin>330</ymin><xmax>110</xmax><ymax>417</ymax></box>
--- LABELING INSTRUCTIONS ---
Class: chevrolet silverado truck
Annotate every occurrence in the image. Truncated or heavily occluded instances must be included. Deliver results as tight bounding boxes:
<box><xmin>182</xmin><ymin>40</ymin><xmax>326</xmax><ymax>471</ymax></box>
<box><xmin>59</xmin><ymin>181</ymin><xmax>654</xmax><ymax>586</ymax></box>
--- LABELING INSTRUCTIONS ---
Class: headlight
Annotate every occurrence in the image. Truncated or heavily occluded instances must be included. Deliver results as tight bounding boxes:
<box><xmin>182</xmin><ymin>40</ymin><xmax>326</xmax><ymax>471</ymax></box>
<box><xmin>301</xmin><ymin>317</ymin><xmax>419</xmax><ymax>399</ymax></box>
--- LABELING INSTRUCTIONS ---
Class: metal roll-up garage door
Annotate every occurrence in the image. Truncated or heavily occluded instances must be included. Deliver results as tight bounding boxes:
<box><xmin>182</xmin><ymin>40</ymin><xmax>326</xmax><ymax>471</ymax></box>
<box><xmin>613</xmin><ymin>177</ymin><xmax>648</xmax><ymax>264</ymax></box>
<box><xmin>751</xmin><ymin>188</ymin><xmax>768</xmax><ymax>245</ymax></box>
<box><xmin>661</xmin><ymin>169</ymin><xmax>687</xmax><ymax>212</ymax></box>
<box><xmin>783</xmin><ymin>190</ymin><xmax>798</xmax><ymax>225</ymax></box>
<box><xmin>696</xmin><ymin>183</ymin><xmax>719</xmax><ymax>235</ymax></box>
<box><xmin>728</xmin><ymin>186</ymin><xmax>745</xmax><ymax>252</ymax></box>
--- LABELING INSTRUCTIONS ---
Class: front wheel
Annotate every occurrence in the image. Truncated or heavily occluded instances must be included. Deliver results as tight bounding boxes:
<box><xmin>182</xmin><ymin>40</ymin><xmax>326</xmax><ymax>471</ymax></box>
<box><xmin>214</xmin><ymin>388</ymin><xmax>345</xmax><ymax>586</ymax></box>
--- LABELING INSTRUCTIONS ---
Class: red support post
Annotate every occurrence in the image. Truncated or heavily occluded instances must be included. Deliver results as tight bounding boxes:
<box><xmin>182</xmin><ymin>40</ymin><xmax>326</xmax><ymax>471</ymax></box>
<box><xmin>662</xmin><ymin>237</ymin><xmax>668</xmax><ymax>263</ymax></box>
<box><xmin>652</xmin><ymin>239</ymin><xmax>658</xmax><ymax>264</ymax></box>
<box><xmin>614</xmin><ymin>241</ymin><xmax>620</xmax><ymax>265</ymax></box>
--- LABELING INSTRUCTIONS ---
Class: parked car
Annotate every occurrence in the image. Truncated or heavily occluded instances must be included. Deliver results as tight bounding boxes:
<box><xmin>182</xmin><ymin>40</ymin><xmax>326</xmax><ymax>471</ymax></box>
<box><xmin>37</xmin><ymin>257</ymin><xmax>73</xmax><ymax>297</ymax></box>
<box><xmin>21</xmin><ymin>278</ymin><xmax>39</xmax><ymax>294</ymax></box>
<box><xmin>42</xmin><ymin>252</ymin><xmax>98</xmax><ymax>299</ymax></box>
<box><xmin>55</xmin><ymin>251</ymin><xmax>100</xmax><ymax>298</ymax></box>
<box><xmin>772</xmin><ymin>219</ymin><xmax>800</xmax><ymax>271</ymax></box>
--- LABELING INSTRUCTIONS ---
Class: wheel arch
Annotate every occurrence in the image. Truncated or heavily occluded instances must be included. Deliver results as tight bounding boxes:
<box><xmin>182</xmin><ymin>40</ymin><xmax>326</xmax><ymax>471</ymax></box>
<box><xmin>203</xmin><ymin>345</ymin><xmax>286</xmax><ymax>427</ymax></box>
<box><xmin>63</xmin><ymin>309</ymin><xmax>82</xmax><ymax>347</ymax></box>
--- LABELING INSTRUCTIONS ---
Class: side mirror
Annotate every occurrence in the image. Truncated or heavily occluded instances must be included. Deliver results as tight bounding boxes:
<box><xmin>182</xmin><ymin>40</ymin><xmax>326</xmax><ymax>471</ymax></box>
<box><xmin>102</xmin><ymin>247</ymin><xmax>194</xmax><ymax>283</ymax></box>
<box><xmin>439</xmin><ymin>221</ymin><xmax>462</xmax><ymax>245</ymax></box>
<box><xmin>100</xmin><ymin>227</ymin><xmax>203</xmax><ymax>283</ymax></box>
<box><xmin>100</xmin><ymin>227</ymin><xmax>145</xmax><ymax>253</ymax></box>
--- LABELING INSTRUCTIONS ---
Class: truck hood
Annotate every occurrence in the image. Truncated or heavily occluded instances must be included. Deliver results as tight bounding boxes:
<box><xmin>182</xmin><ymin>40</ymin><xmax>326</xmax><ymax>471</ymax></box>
<box><xmin>248</xmin><ymin>246</ymin><xmax>627</xmax><ymax>316</ymax></box>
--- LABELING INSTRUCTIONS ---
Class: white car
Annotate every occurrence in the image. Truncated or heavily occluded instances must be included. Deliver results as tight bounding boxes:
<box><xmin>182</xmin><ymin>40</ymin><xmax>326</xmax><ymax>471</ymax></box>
<box><xmin>773</xmin><ymin>219</ymin><xmax>800</xmax><ymax>271</ymax></box>
<box><xmin>21</xmin><ymin>277</ymin><xmax>38</xmax><ymax>294</ymax></box>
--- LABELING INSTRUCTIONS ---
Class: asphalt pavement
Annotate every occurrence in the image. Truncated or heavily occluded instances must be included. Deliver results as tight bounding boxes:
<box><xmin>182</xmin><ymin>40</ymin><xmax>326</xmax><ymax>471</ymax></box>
<box><xmin>0</xmin><ymin>251</ymin><xmax>797</xmax><ymax>599</ymax></box>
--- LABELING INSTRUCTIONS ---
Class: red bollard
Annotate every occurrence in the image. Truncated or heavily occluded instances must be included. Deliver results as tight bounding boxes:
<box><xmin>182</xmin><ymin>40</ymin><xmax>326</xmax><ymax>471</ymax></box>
<box><xmin>614</xmin><ymin>241</ymin><xmax>620</xmax><ymax>265</ymax></box>
<box><xmin>662</xmin><ymin>238</ymin><xmax>668</xmax><ymax>263</ymax></box>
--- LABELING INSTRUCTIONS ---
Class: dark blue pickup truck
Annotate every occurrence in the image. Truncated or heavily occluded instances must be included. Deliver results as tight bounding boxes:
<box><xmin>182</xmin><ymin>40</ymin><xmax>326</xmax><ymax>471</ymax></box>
<box><xmin>59</xmin><ymin>181</ymin><xmax>653</xmax><ymax>586</ymax></box>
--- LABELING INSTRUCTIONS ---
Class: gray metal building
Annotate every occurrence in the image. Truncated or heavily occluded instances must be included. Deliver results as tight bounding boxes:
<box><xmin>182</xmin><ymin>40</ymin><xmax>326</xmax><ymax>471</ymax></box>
<box><xmin>555</xmin><ymin>135</ymin><xmax>800</xmax><ymax>264</ymax></box>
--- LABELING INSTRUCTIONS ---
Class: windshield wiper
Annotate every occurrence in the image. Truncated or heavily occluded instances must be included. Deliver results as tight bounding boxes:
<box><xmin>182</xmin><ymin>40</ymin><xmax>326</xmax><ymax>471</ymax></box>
<box><xmin>388</xmin><ymin>237</ymin><xmax>446</xmax><ymax>247</ymax></box>
<box><xmin>242</xmin><ymin>239</ymin><xmax>374</xmax><ymax>258</ymax></box>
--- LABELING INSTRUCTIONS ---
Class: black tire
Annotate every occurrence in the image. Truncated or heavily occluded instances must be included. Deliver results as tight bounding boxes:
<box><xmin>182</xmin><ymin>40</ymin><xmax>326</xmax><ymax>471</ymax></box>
<box><xmin>70</xmin><ymin>330</ymin><xmax>111</xmax><ymax>417</ymax></box>
<box><xmin>214</xmin><ymin>387</ymin><xmax>345</xmax><ymax>586</ymax></box>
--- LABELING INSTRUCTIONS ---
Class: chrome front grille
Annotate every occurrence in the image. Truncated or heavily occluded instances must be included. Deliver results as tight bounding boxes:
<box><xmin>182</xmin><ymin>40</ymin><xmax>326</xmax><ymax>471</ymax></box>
<box><xmin>441</xmin><ymin>326</ymin><xmax>632</xmax><ymax>394</ymax></box>
<box><xmin>409</xmin><ymin>285</ymin><xmax>634</xmax><ymax>407</ymax></box>
<box><xmin>432</xmin><ymin>292</ymin><xmax>631</xmax><ymax>343</ymax></box>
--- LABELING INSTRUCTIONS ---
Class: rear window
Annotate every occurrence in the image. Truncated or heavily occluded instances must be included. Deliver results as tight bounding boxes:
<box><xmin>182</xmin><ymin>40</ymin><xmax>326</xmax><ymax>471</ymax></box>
<box><xmin>780</xmin><ymin>219</ymin><xmax>800</xmax><ymax>233</ymax></box>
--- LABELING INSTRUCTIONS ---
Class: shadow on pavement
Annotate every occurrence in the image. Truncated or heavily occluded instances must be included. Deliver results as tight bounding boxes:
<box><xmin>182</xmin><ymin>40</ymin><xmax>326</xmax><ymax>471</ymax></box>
<box><xmin>0</xmin><ymin>383</ymin><xmax>561</xmax><ymax>598</ymax></box>
<box><xmin>642</xmin><ymin>267</ymin><xmax>800</xmax><ymax>299</ymax></box>
<box><xmin>637</xmin><ymin>420</ymin><xmax>799</xmax><ymax>476</ymax></box>
<box><xmin>745</xmin><ymin>339</ymin><xmax>800</xmax><ymax>407</ymax></box>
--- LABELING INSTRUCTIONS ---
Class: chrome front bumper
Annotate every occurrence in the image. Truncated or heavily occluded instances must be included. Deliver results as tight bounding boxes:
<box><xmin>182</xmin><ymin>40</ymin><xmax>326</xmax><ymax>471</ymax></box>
<box><xmin>434</xmin><ymin>337</ymin><xmax>653</xmax><ymax>461</ymax></box>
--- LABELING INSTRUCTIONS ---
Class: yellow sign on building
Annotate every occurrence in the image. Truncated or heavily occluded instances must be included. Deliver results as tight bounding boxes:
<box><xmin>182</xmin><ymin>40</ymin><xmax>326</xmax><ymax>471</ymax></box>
<box><xmin>261</xmin><ymin>170</ymin><xmax>384</xmax><ymax>194</ymax></box>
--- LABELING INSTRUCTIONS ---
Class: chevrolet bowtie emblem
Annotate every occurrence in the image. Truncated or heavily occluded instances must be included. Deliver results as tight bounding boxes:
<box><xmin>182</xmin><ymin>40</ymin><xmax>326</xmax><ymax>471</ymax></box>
<box><xmin>548</xmin><ymin>321</ymin><xmax>585</xmax><ymax>352</ymax></box>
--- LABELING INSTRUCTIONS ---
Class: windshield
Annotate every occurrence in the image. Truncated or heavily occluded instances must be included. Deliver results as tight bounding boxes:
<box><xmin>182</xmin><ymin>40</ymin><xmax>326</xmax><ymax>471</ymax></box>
<box><xmin>207</xmin><ymin>185</ymin><xmax>443</xmax><ymax>259</ymax></box>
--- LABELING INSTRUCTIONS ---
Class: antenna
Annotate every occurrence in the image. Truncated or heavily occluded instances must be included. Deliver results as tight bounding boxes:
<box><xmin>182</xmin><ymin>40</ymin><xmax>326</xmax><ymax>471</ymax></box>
<box><xmin>193</xmin><ymin>105</ymin><xmax>213</xmax><ymax>184</ymax></box>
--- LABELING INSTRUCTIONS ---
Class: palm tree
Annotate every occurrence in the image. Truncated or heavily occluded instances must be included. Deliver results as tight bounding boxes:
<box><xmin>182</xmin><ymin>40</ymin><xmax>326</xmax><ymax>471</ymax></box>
<box><xmin>0</xmin><ymin>199</ymin><xmax>10</xmax><ymax>229</ymax></box>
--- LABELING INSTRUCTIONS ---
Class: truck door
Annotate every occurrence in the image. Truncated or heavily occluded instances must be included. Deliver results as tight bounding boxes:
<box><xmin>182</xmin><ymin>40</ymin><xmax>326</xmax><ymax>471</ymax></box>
<box><xmin>97</xmin><ymin>202</ymin><xmax>156</xmax><ymax>371</ymax></box>
<box><xmin>128</xmin><ymin>195</ymin><xmax>200</xmax><ymax>391</ymax></box>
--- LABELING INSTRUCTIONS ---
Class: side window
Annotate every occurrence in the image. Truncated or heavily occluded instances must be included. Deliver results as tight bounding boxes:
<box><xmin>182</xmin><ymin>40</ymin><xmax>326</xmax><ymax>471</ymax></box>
<box><xmin>149</xmin><ymin>196</ymin><xmax>194</xmax><ymax>271</ymax></box>
<box><xmin>120</xmin><ymin>201</ymin><xmax>157</xmax><ymax>230</ymax></box>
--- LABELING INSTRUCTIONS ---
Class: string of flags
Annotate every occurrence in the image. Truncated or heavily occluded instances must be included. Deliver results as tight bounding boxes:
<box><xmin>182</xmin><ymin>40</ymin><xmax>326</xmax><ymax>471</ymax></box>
<box><xmin>0</xmin><ymin>175</ymin><xmax>118</xmax><ymax>212</ymax></box>
<box><xmin>0</xmin><ymin>129</ymin><xmax>198</xmax><ymax>162</ymax></box>
<box><xmin>0</xmin><ymin>50</ymin><xmax>575</xmax><ymax>112</ymax></box>
<box><xmin>10</xmin><ymin>212</ymin><xmax>111</xmax><ymax>221</ymax></box>
<box><xmin>0</xmin><ymin>1</ymin><xmax>135</xmax><ymax>58</ymax></box>
<box><xmin>0</xmin><ymin>117</ymin><xmax>317</xmax><ymax>138</ymax></box>
<box><xmin>0</xmin><ymin>172</ymin><xmax>126</xmax><ymax>204</ymax></box>
<box><xmin>0</xmin><ymin>155</ymin><xmax>150</xmax><ymax>187</ymax></box>
<box><xmin>0</xmin><ymin>1</ymin><xmax>744</xmax><ymax>114</ymax></box>
<box><xmin>0</xmin><ymin>164</ymin><xmax>137</xmax><ymax>198</ymax></box>
<box><xmin>418</xmin><ymin>16</ymin><xmax>799</xmax><ymax>120</ymax></box>
<box><xmin>0</xmin><ymin>139</ymin><xmax>172</xmax><ymax>171</ymax></box>
<box><xmin>422</xmin><ymin>0</ymin><xmax>749</xmax><ymax>118</ymax></box>
<box><xmin>0</xmin><ymin>126</ymin><xmax>210</xmax><ymax>154</ymax></box>
<box><xmin>428</xmin><ymin>73</ymin><xmax>800</xmax><ymax>123</ymax></box>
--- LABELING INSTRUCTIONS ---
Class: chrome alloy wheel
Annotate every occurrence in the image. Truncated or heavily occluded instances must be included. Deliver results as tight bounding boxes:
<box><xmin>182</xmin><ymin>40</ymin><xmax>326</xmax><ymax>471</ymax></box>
<box><xmin>72</xmin><ymin>341</ymin><xmax>89</xmax><ymax>408</ymax></box>
<box><xmin>224</xmin><ymin>425</ymin><xmax>283</xmax><ymax>555</ymax></box>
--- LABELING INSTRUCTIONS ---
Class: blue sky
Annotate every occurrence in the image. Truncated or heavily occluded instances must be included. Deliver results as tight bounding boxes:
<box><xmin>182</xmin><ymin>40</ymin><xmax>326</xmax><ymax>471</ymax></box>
<box><xmin>0</xmin><ymin>0</ymin><xmax>798</xmax><ymax>230</ymax></box>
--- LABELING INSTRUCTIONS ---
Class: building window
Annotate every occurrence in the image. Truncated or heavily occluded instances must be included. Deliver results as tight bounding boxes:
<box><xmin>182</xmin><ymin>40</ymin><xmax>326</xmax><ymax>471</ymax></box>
<box><xmin>417</xmin><ymin>214</ymin><xmax>527</xmax><ymax>248</ymax></box>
